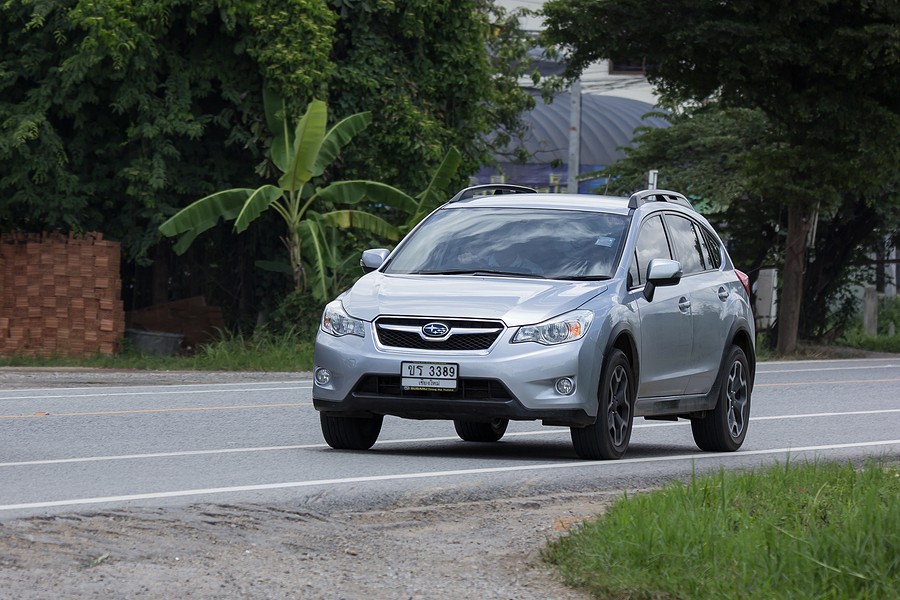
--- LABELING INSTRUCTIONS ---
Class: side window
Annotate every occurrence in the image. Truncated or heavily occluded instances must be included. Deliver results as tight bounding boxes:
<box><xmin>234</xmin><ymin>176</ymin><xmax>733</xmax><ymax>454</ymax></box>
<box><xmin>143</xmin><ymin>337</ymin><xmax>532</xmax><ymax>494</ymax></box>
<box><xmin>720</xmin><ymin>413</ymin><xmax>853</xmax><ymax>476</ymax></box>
<box><xmin>700</xmin><ymin>228</ymin><xmax>723</xmax><ymax>269</ymax></box>
<box><xmin>632</xmin><ymin>215</ymin><xmax>671</xmax><ymax>286</ymax></box>
<box><xmin>665</xmin><ymin>215</ymin><xmax>705</xmax><ymax>275</ymax></box>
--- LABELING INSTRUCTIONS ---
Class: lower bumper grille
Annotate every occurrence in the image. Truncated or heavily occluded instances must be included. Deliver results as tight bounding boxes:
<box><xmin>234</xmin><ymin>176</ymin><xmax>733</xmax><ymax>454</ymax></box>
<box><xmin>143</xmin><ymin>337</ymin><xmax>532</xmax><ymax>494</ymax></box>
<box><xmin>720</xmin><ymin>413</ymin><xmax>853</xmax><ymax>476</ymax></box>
<box><xmin>353</xmin><ymin>375</ymin><xmax>513</xmax><ymax>401</ymax></box>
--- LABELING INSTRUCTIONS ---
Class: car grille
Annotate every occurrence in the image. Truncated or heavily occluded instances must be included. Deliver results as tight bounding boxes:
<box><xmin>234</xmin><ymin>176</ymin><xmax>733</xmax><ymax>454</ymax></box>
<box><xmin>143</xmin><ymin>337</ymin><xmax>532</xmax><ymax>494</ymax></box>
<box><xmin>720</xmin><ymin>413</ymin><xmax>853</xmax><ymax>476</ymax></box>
<box><xmin>353</xmin><ymin>375</ymin><xmax>513</xmax><ymax>401</ymax></box>
<box><xmin>374</xmin><ymin>317</ymin><xmax>504</xmax><ymax>351</ymax></box>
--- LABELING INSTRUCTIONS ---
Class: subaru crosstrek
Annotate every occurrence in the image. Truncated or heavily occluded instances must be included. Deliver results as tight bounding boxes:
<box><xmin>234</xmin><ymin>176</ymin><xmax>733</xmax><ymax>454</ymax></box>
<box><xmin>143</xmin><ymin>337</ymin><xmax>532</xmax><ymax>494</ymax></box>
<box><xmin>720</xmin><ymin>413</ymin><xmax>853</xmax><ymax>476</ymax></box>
<box><xmin>313</xmin><ymin>185</ymin><xmax>755</xmax><ymax>459</ymax></box>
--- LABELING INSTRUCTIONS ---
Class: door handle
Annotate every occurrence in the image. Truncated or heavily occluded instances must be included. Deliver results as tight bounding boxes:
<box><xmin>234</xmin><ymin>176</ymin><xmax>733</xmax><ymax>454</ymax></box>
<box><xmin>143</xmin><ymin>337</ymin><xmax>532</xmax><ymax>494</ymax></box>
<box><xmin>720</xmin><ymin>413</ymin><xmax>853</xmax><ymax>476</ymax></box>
<box><xmin>678</xmin><ymin>297</ymin><xmax>691</xmax><ymax>312</ymax></box>
<box><xmin>718</xmin><ymin>287</ymin><xmax>730</xmax><ymax>301</ymax></box>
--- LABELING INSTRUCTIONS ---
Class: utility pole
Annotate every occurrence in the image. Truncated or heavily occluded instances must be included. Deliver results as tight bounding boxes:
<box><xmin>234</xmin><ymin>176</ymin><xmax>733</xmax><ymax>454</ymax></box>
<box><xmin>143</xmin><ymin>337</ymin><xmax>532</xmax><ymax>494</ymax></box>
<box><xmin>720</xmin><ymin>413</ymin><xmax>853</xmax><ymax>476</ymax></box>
<box><xmin>567</xmin><ymin>79</ymin><xmax>581</xmax><ymax>193</ymax></box>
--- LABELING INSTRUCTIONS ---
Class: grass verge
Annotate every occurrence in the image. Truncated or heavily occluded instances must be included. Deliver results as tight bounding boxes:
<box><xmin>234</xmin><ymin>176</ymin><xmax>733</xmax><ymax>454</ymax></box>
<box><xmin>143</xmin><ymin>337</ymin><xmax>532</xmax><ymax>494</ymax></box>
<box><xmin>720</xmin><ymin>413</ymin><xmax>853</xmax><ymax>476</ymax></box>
<box><xmin>0</xmin><ymin>328</ymin><xmax>315</xmax><ymax>372</ymax></box>
<box><xmin>544</xmin><ymin>460</ymin><xmax>900</xmax><ymax>600</ymax></box>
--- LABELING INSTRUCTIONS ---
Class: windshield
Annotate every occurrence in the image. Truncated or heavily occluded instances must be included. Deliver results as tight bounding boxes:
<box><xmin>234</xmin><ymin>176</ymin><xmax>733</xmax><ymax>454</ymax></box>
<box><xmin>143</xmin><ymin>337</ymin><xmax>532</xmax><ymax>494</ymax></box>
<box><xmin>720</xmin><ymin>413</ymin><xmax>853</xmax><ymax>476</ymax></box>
<box><xmin>384</xmin><ymin>207</ymin><xmax>628</xmax><ymax>280</ymax></box>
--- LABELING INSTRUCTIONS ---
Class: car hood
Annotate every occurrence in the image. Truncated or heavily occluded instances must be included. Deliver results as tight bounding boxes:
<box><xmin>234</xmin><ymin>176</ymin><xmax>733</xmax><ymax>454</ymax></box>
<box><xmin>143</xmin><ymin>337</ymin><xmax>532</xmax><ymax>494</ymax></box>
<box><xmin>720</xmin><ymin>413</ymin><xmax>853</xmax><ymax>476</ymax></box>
<box><xmin>340</xmin><ymin>273</ymin><xmax>608</xmax><ymax>326</ymax></box>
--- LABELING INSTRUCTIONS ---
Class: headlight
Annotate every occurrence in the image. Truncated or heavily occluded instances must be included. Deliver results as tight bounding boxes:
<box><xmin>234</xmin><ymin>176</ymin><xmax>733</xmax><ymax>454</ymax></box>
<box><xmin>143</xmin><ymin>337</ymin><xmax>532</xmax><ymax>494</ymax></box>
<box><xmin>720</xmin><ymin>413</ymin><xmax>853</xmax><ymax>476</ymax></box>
<box><xmin>321</xmin><ymin>301</ymin><xmax>365</xmax><ymax>337</ymax></box>
<box><xmin>512</xmin><ymin>310</ymin><xmax>593</xmax><ymax>345</ymax></box>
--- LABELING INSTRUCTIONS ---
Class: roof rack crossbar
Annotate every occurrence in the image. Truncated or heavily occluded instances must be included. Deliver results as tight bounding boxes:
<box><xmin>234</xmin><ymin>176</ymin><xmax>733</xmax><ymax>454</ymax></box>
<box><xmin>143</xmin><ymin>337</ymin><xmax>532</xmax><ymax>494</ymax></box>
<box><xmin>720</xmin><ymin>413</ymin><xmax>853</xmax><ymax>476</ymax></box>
<box><xmin>628</xmin><ymin>189</ymin><xmax>693</xmax><ymax>210</ymax></box>
<box><xmin>448</xmin><ymin>184</ymin><xmax>537</xmax><ymax>204</ymax></box>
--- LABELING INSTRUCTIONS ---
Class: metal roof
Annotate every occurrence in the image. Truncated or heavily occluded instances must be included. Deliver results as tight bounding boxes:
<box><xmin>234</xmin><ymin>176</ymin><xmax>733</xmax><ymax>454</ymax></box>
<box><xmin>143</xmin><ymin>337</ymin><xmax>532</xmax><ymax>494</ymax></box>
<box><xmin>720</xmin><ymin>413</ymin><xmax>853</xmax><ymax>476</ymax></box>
<box><xmin>497</xmin><ymin>92</ymin><xmax>669</xmax><ymax>166</ymax></box>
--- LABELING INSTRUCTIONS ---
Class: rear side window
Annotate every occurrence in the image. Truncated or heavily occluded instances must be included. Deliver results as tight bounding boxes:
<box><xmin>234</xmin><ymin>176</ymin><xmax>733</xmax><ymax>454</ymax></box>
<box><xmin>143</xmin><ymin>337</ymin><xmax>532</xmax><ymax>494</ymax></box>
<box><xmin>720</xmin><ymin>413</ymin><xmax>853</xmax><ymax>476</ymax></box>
<box><xmin>665</xmin><ymin>214</ymin><xmax>705</xmax><ymax>275</ymax></box>
<box><xmin>699</xmin><ymin>227</ymin><xmax>723</xmax><ymax>270</ymax></box>
<box><xmin>630</xmin><ymin>215</ymin><xmax>670</xmax><ymax>287</ymax></box>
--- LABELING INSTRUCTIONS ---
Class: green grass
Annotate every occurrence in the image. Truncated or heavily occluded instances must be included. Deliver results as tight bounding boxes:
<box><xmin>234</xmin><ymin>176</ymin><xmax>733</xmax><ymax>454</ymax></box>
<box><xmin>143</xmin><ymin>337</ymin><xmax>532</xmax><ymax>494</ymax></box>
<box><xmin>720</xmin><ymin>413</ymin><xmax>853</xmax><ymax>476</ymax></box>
<box><xmin>0</xmin><ymin>328</ymin><xmax>315</xmax><ymax>372</ymax></box>
<box><xmin>544</xmin><ymin>460</ymin><xmax>900</xmax><ymax>600</ymax></box>
<box><xmin>840</xmin><ymin>332</ymin><xmax>900</xmax><ymax>354</ymax></box>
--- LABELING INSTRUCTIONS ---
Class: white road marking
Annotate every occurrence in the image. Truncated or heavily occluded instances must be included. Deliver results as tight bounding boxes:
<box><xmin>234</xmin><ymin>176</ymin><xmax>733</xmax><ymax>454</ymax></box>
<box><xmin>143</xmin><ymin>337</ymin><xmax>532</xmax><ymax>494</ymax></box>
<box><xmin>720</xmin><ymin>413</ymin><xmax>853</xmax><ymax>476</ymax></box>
<box><xmin>0</xmin><ymin>384</ymin><xmax>312</xmax><ymax>402</ymax></box>
<box><xmin>758</xmin><ymin>364</ymin><xmax>898</xmax><ymax>374</ymax></box>
<box><xmin>3</xmin><ymin>408</ymin><xmax>898</xmax><ymax>469</ymax></box>
<box><xmin>1</xmin><ymin>440</ymin><xmax>897</xmax><ymax>512</ymax></box>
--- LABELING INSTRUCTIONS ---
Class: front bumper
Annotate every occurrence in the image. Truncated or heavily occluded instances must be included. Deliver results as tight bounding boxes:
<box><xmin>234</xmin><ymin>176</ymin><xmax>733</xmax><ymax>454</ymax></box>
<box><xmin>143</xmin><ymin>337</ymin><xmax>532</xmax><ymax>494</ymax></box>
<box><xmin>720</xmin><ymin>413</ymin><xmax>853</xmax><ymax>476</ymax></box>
<box><xmin>312</xmin><ymin>322</ymin><xmax>602</xmax><ymax>427</ymax></box>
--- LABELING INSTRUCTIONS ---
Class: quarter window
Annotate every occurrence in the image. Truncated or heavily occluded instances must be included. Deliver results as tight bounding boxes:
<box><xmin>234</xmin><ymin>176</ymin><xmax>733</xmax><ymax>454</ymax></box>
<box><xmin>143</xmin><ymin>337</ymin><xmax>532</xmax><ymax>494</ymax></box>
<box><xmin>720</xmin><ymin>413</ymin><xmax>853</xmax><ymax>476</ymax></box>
<box><xmin>700</xmin><ymin>228</ymin><xmax>722</xmax><ymax>269</ymax></box>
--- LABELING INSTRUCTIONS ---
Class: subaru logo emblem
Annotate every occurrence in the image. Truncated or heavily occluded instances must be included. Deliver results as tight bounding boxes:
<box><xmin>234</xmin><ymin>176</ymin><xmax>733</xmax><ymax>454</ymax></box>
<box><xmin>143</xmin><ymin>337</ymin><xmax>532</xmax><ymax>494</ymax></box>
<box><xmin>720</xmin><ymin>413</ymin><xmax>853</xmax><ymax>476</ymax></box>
<box><xmin>422</xmin><ymin>322</ymin><xmax>450</xmax><ymax>338</ymax></box>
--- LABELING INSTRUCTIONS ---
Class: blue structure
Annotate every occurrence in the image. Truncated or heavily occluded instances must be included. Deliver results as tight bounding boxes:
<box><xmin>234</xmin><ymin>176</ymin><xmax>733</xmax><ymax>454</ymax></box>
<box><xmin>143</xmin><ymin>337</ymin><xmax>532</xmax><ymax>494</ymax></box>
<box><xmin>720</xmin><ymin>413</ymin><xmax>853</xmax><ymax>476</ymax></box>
<box><xmin>475</xmin><ymin>92</ymin><xmax>669</xmax><ymax>193</ymax></box>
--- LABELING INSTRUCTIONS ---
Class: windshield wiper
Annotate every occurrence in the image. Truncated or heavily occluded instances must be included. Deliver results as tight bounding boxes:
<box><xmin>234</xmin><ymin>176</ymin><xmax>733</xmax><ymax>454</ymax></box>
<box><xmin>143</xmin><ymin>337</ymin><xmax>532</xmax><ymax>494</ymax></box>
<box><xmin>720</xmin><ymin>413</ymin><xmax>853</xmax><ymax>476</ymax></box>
<box><xmin>547</xmin><ymin>275</ymin><xmax>612</xmax><ymax>281</ymax></box>
<box><xmin>410</xmin><ymin>269</ymin><xmax>546</xmax><ymax>279</ymax></box>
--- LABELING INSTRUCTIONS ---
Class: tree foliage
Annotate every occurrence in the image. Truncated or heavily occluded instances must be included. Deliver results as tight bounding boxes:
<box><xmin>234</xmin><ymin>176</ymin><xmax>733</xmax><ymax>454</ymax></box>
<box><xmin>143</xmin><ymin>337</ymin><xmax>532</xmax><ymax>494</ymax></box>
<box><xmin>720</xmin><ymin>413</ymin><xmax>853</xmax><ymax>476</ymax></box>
<box><xmin>327</xmin><ymin>0</ymin><xmax>534</xmax><ymax>192</ymax></box>
<box><xmin>542</xmin><ymin>0</ymin><xmax>900</xmax><ymax>353</ymax></box>
<box><xmin>600</xmin><ymin>104</ymin><xmax>900</xmax><ymax>341</ymax></box>
<box><xmin>1</xmin><ymin>0</ymin><xmax>535</xmax><ymax>325</ymax></box>
<box><xmin>0</xmin><ymin>0</ymin><xmax>336</xmax><ymax>262</ymax></box>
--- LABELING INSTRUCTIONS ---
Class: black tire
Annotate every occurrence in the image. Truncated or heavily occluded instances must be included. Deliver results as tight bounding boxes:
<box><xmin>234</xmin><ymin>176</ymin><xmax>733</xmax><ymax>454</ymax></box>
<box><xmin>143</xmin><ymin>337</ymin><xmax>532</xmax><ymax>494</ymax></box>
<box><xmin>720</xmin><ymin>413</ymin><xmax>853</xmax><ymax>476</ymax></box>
<box><xmin>453</xmin><ymin>418</ymin><xmax>509</xmax><ymax>442</ymax></box>
<box><xmin>691</xmin><ymin>345</ymin><xmax>751</xmax><ymax>452</ymax></box>
<box><xmin>320</xmin><ymin>413</ymin><xmax>383</xmax><ymax>450</ymax></box>
<box><xmin>570</xmin><ymin>349</ymin><xmax>635</xmax><ymax>460</ymax></box>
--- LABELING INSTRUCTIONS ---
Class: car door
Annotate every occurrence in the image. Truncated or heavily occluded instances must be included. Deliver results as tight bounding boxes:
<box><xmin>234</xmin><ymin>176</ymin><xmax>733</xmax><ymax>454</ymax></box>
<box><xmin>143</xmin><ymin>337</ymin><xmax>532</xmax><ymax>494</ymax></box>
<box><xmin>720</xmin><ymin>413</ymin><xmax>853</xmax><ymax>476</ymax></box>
<box><xmin>664</xmin><ymin>214</ymin><xmax>728</xmax><ymax>395</ymax></box>
<box><xmin>630</xmin><ymin>215</ymin><xmax>693</xmax><ymax>397</ymax></box>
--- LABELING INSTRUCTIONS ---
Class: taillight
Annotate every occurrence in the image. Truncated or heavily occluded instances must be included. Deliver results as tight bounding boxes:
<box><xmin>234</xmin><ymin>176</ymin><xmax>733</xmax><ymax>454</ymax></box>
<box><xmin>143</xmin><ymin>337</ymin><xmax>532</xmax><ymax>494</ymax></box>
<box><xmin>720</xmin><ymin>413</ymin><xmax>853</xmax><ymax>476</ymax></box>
<box><xmin>735</xmin><ymin>270</ymin><xmax>751</xmax><ymax>298</ymax></box>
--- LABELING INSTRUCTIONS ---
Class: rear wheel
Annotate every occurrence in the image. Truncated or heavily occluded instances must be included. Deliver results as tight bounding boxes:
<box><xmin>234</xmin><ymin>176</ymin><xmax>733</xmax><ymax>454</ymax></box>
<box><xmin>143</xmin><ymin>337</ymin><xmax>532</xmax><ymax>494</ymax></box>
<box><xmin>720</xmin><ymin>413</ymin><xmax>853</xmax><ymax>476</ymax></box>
<box><xmin>453</xmin><ymin>418</ymin><xmax>509</xmax><ymax>442</ymax></box>
<box><xmin>571</xmin><ymin>349</ymin><xmax>635</xmax><ymax>460</ymax></box>
<box><xmin>320</xmin><ymin>413</ymin><xmax>383</xmax><ymax>450</ymax></box>
<box><xmin>691</xmin><ymin>345</ymin><xmax>751</xmax><ymax>452</ymax></box>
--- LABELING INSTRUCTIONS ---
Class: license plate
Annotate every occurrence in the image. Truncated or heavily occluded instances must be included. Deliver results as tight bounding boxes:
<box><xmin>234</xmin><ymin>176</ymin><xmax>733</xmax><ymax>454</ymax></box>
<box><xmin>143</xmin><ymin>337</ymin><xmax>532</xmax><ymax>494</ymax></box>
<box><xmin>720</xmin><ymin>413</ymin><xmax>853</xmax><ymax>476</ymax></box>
<box><xmin>401</xmin><ymin>361</ymin><xmax>458</xmax><ymax>391</ymax></box>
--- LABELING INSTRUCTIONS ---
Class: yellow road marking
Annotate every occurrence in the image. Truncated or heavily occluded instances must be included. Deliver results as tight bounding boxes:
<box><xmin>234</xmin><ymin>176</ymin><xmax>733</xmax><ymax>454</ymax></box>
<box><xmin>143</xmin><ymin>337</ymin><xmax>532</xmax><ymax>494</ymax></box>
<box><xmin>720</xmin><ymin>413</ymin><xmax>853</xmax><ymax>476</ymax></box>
<box><xmin>756</xmin><ymin>377</ymin><xmax>900</xmax><ymax>387</ymax></box>
<box><xmin>0</xmin><ymin>403</ymin><xmax>311</xmax><ymax>419</ymax></box>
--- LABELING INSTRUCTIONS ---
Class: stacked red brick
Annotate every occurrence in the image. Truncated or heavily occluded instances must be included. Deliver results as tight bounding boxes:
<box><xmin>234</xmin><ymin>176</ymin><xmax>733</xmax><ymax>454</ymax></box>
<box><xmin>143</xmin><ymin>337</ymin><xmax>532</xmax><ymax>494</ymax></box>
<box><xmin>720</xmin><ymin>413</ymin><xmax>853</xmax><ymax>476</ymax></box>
<box><xmin>0</xmin><ymin>232</ymin><xmax>125</xmax><ymax>357</ymax></box>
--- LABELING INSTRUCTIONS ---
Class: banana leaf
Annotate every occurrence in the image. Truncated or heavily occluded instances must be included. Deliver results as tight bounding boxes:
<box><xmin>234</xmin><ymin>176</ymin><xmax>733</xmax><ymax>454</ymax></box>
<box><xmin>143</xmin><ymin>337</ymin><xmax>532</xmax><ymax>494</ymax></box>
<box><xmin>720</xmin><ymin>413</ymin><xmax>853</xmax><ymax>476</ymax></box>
<box><xmin>313</xmin><ymin>180</ymin><xmax>418</xmax><ymax>215</ymax></box>
<box><xmin>317</xmin><ymin>209</ymin><xmax>402</xmax><ymax>241</ymax></box>
<box><xmin>265</xmin><ymin>87</ymin><xmax>293</xmax><ymax>174</ymax></box>
<box><xmin>235</xmin><ymin>185</ymin><xmax>284</xmax><ymax>233</ymax></box>
<box><xmin>299</xmin><ymin>219</ymin><xmax>330</xmax><ymax>301</ymax></box>
<box><xmin>414</xmin><ymin>146</ymin><xmax>461</xmax><ymax>221</ymax></box>
<box><xmin>279</xmin><ymin>100</ymin><xmax>326</xmax><ymax>192</ymax></box>
<box><xmin>312</xmin><ymin>111</ymin><xmax>372</xmax><ymax>177</ymax></box>
<box><xmin>158</xmin><ymin>188</ymin><xmax>254</xmax><ymax>256</ymax></box>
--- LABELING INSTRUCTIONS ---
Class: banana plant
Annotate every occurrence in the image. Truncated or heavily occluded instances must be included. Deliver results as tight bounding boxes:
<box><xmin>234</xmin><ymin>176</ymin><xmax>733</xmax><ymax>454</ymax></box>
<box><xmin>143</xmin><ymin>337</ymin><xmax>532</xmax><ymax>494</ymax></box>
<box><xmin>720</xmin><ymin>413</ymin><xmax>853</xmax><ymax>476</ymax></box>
<box><xmin>314</xmin><ymin>145</ymin><xmax>462</xmax><ymax>234</ymax></box>
<box><xmin>302</xmin><ymin>146</ymin><xmax>462</xmax><ymax>300</ymax></box>
<box><xmin>158</xmin><ymin>89</ymin><xmax>402</xmax><ymax>291</ymax></box>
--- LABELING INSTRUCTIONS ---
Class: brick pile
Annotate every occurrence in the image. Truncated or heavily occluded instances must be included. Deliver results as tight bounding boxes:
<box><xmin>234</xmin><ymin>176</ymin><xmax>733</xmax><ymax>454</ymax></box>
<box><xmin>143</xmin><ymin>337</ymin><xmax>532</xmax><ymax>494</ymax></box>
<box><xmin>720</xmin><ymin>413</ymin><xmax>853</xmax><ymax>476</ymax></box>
<box><xmin>0</xmin><ymin>232</ymin><xmax>125</xmax><ymax>357</ymax></box>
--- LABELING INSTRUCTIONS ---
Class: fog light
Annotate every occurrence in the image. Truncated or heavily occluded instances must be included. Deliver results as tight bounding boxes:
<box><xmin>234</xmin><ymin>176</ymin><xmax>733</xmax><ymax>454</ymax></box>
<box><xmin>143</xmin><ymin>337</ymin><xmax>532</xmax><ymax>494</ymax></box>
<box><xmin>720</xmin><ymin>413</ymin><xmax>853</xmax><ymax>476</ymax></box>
<box><xmin>315</xmin><ymin>368</ymin><xmax>332</xmax><ymax>386</ymax></box>
<box><xmin>555</xmin><ymin>377</ymin><xmax>575</xmax><ymax>395</ymax></box>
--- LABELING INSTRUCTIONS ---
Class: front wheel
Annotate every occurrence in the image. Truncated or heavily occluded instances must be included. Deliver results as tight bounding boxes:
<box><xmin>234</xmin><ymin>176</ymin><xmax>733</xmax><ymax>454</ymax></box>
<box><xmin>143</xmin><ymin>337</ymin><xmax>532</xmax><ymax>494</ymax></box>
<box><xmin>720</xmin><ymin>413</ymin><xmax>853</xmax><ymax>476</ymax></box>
<box><xmin>454</xmin><ymin>418</ymin><xmax>509</xmax><ymax>442</ymax></box>
<box><xmin>571</xmin><ymin>349</ymin><xmax>635</xmax><ymax>460</ymax></box>
<box><xmin>320</xmin><ymin>413</ymin><xmax>383</xmax><ymax>450</ymax></box>
<box><xmin>691</xmin><ymin>345</ymin><xmax>751</xmax><ymax>452</ymax></box>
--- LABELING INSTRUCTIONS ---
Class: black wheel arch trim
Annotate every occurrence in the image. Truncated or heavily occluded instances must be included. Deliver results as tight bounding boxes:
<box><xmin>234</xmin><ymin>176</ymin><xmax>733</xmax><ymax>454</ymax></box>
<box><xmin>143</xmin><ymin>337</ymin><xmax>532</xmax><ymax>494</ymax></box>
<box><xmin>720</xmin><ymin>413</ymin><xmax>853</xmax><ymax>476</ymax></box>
<box><xmin>602</xmin><ymin>322</ymin><xmax>639</xmax><ymax>385</ymax></box>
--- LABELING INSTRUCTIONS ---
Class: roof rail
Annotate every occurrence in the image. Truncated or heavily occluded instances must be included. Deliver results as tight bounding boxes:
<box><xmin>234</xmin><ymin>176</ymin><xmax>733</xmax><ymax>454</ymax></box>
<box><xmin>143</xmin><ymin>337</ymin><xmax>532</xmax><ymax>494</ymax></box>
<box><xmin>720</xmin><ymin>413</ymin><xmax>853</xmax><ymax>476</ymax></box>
<box><xmin>447</xmin><ymin>184</ymin><xmax>537</xmax><ymax>204</ymax></box>
<box><xmin>628</xmin><ymin>189</ymin><xmax>693</xmax><ymax>210</ymax></box>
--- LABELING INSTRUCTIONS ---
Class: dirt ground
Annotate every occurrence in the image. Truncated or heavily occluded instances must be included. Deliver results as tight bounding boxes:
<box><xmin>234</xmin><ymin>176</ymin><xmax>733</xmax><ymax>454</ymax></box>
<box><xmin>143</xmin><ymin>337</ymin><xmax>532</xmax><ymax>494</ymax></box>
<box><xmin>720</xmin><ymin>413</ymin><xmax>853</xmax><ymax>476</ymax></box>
<box><xmin>0</xmin><ymin>491</ymin><xmax>618</xmax><ymax>599</ymax></box>
<box><xmin>0</xmin><ymin>367</ymin><xmax>613</xmax><ymax>598</ymax></box>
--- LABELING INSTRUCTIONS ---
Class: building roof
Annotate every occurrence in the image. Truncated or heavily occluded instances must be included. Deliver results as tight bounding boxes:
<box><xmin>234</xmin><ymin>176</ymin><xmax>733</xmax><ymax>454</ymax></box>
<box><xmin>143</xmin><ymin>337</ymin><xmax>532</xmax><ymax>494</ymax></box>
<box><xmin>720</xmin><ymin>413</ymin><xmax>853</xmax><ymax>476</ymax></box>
<box><xmin>500</xmin><ymin>92</ymin><xmax>670</xmax><ymax>166</ymax></box>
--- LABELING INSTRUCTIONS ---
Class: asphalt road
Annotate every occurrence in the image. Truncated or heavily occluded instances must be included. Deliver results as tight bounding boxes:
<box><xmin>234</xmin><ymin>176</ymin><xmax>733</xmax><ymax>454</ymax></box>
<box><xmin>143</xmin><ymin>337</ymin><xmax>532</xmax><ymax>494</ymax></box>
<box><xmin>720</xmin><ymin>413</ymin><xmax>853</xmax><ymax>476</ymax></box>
<box><xmin>1</xmin><ymin>358</ymin><xmax>899</xmax><ymax>520</ymax></box>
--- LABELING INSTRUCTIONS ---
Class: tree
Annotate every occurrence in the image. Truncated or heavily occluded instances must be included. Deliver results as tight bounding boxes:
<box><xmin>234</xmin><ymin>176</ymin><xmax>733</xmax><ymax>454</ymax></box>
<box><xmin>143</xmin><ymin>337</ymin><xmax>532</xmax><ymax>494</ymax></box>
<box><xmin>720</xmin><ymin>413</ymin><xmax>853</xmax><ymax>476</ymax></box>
<box><xmin>0</xmin><ymin>0</ymin><xmax>335</xmax><ymax>262</ymax></box>
<box><xmin>327</xmin><ymin>0</ymin><xmax>534</xmax><ymax>193</ymax></box>
<box><xmin>2</xmin><ymin>1</ymin><xmax>534</xmax><ymax>323</ymax></box>
<box><xmin>598</xmin><ymin>103</ymin><xmax>900</xmax><ymax>343</ymax></box>
<box><xmin>542</xmin><ymin>0</ymin><xmax>900</xmax><ymax>354</ymax></box>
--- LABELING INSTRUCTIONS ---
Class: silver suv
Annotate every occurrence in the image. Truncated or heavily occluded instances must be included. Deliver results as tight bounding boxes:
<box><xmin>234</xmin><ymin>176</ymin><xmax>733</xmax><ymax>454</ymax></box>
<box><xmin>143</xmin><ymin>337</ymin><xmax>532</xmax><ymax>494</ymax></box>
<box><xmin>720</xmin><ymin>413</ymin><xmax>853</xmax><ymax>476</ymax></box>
<box><xmin>313</xmin><ymin>185</ymin><xmax>755</xmax><ymax>459</ymax></box>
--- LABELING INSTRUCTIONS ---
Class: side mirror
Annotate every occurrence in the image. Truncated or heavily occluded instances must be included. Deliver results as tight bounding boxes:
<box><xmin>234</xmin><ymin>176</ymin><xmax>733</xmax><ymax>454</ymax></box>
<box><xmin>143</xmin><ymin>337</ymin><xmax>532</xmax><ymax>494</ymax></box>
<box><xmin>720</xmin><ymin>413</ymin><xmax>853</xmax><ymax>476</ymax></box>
<box><xmin>360</xmin><ymin>248</ymin><xmax>390</xmax><ymax>273</ymax></box>
<box><xmin>643</xmin><ymin>258</ymin><xmax>683</xmax><ymax>302</ymax></box>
